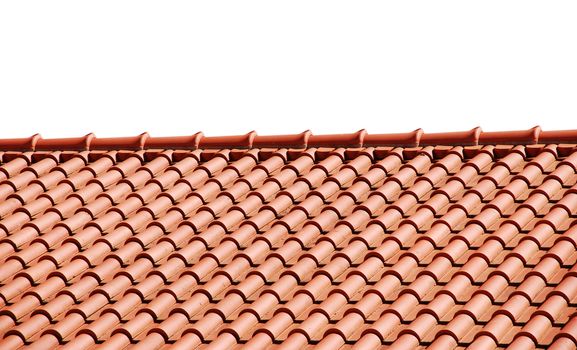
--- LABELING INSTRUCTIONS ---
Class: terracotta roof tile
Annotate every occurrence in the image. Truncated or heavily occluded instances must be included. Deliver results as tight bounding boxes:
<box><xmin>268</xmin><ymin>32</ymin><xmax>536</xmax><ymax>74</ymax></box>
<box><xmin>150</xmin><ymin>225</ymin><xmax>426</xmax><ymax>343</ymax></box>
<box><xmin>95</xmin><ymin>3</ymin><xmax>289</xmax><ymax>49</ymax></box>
<box><xmin>0</xmin><ymin>127</ymin><xmax>577</xmax><ymax>349</ymax></box>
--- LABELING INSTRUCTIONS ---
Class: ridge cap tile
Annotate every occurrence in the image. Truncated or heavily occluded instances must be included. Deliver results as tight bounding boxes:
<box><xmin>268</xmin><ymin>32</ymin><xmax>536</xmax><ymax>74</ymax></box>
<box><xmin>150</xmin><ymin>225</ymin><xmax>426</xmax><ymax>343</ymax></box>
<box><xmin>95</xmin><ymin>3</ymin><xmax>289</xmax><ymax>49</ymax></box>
<box><xmin>6</xmin><ymin>126</ymin><xmax>577</xmax><ymax>151</ymax></box>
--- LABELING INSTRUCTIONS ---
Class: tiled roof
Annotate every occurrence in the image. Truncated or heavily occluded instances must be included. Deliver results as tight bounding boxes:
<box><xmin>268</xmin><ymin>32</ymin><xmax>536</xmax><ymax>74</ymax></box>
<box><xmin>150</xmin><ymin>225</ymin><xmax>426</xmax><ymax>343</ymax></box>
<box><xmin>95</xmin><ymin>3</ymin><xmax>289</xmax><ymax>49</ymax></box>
<box><xmin>0</xmin><ymin>127</ymin><xmax>577</xmax><ymax>350</ymax></box>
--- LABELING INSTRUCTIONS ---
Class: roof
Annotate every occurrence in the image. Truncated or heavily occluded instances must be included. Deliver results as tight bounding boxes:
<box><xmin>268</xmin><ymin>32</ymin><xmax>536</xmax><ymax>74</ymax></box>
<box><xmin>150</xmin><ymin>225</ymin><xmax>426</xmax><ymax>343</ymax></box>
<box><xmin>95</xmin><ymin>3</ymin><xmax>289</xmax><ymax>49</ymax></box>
<box><xmin>0</xmin><ymin>126</ymin><xmax>576</xmax><ymax>350</ymax></box>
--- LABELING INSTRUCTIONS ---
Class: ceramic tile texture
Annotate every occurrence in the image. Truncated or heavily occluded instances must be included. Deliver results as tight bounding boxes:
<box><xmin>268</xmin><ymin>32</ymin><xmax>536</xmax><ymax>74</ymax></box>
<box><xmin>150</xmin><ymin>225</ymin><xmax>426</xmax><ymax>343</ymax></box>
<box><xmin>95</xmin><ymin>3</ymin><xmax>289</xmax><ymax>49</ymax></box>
<box><xmin>1</xmin><ymin>127</ymin><xmax>577</xmax><ymax>349</ymax></box>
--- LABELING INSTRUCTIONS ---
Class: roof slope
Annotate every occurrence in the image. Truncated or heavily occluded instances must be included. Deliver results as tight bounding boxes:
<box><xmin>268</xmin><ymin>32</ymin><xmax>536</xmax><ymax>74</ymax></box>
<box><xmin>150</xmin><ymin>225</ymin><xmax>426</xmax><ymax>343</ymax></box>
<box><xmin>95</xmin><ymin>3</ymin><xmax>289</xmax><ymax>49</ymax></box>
<box><xmin>0</xmin><ymin>127</ymin><xmax>577</xmax><ymax>350</ymax></box>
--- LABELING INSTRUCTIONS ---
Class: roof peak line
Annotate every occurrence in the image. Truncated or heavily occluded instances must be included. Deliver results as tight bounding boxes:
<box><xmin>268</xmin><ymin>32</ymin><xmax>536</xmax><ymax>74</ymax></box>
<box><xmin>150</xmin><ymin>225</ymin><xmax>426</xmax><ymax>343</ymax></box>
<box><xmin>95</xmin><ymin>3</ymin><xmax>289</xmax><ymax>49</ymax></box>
<box><xmin>0</xmin><ymin>126</ymin><xmax>576</xmax><ymax>152</ymax></box>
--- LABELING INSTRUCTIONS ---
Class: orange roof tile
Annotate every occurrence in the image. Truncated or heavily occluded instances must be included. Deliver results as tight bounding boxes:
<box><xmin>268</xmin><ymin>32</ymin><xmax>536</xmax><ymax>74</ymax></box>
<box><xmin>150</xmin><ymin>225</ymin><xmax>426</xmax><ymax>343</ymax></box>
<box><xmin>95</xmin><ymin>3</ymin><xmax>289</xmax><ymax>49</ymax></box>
<box><xmin>0</xmin><ymin>127</ymin><xmax>576</xmax><ymax>349</ymax></box>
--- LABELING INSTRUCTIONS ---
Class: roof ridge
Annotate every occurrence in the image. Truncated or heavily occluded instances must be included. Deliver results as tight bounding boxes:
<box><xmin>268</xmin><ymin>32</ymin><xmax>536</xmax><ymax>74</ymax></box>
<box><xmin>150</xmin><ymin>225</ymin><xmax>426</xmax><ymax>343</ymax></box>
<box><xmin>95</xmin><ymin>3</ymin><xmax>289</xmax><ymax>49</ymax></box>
<box><xmin>0</xmin><ymin>126</ymin><xmax>576</xmax><ymax>151</ymax></box>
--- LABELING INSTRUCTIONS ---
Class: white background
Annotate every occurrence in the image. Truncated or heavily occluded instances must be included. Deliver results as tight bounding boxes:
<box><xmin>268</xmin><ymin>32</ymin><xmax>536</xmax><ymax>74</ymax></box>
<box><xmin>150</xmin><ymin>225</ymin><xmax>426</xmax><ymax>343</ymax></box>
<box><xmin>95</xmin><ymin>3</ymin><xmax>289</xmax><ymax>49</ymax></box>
<box><xmin>1</xmin><ymin>1</ymin><xmax>576</xmax><ymax>139</ymax></box>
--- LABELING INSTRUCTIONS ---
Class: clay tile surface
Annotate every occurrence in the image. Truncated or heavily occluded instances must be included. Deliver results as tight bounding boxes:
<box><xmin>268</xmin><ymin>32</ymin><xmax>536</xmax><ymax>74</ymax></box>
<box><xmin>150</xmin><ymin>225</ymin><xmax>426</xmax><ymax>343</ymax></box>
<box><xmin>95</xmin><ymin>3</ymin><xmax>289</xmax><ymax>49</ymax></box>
<box><xmin>0</xmin><ymin>126</ymin><xmax>577</xmax><ymax>349</ymax></box>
